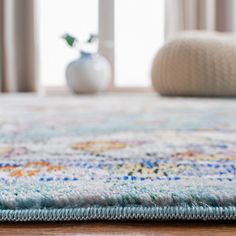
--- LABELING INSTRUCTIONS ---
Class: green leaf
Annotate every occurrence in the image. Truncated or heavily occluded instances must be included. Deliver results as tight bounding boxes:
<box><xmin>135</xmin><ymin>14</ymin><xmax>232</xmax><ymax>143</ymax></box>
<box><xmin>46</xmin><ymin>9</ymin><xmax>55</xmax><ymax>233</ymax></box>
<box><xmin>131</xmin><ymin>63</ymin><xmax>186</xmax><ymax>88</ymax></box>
<box><xmin>62</xmin><ymin>33</ymin><xmax>77</xmax><ymax>47</ymax></box>
<box><xmin>86</xmin><ymin>34</ymin><xmax>98</xmax><ymax>43</ymax></box>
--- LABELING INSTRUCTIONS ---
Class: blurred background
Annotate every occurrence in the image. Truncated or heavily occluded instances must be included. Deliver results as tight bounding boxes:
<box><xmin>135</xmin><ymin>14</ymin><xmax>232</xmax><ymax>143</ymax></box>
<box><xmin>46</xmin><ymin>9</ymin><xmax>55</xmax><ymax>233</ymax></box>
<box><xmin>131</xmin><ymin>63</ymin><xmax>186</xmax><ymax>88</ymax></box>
<box><xmin>0</xmin><ymin>0</ymin><xmax>235</xmax><ymax>93</ymax></box>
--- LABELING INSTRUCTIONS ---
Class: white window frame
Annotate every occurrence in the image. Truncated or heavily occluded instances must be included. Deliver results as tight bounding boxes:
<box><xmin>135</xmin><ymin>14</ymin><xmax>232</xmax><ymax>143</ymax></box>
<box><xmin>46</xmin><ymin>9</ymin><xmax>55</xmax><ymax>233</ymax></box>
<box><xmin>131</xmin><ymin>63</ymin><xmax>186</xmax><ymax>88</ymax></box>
<box><xmin>98</xmin><ymin>0</ymin><xmax>152</xmax><ymax>92</ymax></box>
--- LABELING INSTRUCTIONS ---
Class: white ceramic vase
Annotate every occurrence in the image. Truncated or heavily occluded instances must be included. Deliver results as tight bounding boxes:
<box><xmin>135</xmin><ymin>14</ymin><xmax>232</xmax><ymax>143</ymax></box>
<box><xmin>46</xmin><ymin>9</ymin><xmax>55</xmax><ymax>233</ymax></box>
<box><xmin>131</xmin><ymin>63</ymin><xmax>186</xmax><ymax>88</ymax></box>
<box><xmin>66</xmin><ymin>52</ymin><xmax>112</xmax><ymax>94</ymax></box>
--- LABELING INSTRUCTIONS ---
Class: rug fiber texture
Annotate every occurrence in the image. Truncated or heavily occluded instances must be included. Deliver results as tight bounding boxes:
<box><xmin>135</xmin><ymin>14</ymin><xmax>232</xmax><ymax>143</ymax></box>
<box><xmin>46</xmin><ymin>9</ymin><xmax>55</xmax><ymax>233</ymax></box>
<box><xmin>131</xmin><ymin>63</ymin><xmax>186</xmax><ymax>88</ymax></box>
<box><xmin>0</xmin><ymin>94</ymin><xmax>236</xmax><ymax>221</ymax></box>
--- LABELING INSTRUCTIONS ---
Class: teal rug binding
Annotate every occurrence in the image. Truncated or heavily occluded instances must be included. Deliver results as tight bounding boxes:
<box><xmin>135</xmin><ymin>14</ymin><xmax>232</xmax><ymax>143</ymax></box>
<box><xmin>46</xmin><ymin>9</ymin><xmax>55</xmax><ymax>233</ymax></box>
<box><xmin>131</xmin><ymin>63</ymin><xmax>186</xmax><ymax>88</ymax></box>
<box><xmin>0</xmin><ymin>95</ymin><xmax>236</xmax><ymax>221</ymax></box>
<box><xmin>1</xmin><ymin>207</ymin><xmax>236</xmax><ymax>221</ymax></box>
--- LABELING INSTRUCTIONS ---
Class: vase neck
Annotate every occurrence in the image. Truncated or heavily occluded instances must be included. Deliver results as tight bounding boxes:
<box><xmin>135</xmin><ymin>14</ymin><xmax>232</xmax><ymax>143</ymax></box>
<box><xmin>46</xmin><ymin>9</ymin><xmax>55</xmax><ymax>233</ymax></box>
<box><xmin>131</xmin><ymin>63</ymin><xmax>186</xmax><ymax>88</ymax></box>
<box><xmin>80</xmin><ymin>51</ymin><xmax>94</xmax><ymax>58</ymax></box>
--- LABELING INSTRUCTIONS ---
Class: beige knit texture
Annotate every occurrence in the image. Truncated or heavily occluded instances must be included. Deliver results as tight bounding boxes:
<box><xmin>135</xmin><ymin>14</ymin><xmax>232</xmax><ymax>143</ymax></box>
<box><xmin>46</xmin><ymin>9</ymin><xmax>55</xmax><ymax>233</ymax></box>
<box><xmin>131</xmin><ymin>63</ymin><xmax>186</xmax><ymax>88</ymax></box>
<box><xmin>152</xmin><ymin>32</ymin><xmax>236</xmax><ymax>97</ymax></box>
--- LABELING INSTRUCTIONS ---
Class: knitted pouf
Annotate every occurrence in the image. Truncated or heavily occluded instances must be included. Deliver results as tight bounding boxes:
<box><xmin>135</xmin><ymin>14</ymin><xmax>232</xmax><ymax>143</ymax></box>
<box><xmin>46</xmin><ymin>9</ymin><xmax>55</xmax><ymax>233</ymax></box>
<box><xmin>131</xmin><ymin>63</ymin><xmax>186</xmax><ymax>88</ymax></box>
<box><xmin>151</xmin><ymin>32</ymin><xmax>236</xmax><ymax>97</ymax></box>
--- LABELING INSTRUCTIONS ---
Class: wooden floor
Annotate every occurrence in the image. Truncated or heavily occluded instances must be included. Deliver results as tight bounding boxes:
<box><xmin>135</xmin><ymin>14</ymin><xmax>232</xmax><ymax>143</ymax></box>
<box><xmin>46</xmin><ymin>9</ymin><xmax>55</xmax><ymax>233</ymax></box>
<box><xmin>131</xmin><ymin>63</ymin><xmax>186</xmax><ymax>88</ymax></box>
<box><xmin>0</xmin><ymin>222</ymin><xmax>236</xmax><ymax>235</ymax></box>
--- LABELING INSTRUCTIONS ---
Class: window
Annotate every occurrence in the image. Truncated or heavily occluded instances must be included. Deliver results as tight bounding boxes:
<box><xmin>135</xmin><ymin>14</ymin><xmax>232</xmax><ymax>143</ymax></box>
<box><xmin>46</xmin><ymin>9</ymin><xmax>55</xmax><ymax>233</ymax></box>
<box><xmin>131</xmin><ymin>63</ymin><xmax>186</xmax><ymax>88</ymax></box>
<box><xmin>39</xmin><ymin>0</ymin><xmax>98</xmax><ymax>87</ymax></box>
<box><xmin>115</xmin><ymin>0</ymin><xmax>165</xmax><ymax>87</ymax></box>
<box><xmin>39</xmin><ymin>0</ymin><xmax>164</xmax><ymax>89</ymax></box>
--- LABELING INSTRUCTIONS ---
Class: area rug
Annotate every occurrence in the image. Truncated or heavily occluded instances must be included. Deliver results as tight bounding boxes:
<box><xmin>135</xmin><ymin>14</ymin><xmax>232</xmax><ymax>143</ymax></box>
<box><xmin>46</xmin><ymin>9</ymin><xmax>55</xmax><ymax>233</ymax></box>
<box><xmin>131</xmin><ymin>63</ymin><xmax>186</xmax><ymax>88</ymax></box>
<box><xmin>0</xmin><ymin>94</ymin><xmax>236</xmax><ymax>221</ymax></box>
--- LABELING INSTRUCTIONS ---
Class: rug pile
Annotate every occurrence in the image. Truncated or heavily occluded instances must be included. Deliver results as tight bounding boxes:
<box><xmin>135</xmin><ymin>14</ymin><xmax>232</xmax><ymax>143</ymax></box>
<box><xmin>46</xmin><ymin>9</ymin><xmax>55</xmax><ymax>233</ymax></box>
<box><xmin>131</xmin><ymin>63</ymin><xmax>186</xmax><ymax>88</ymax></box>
<box><xmin>0</xmin><ymin>94</ymin><xmax>235</xmax><ymax>221</ymax></box>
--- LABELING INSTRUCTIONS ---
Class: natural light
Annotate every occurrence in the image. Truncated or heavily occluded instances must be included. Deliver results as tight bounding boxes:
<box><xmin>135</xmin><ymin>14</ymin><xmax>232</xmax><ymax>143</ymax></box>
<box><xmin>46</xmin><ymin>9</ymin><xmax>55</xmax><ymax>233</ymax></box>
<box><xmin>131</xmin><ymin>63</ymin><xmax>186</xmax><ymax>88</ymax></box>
<box><xmin>115</xmin><ymin>0</ymin><xmax>165</xmax><ymax>87</ymax></box>
<box><xmin>39</xmin><ymin>0</ymin><xmax>164</xmax><ymax>88</ymax></box>
<box><xmin>39</xmin><ymin>0</ymin><xmax>98</xmax><ymax>87</ymax></box>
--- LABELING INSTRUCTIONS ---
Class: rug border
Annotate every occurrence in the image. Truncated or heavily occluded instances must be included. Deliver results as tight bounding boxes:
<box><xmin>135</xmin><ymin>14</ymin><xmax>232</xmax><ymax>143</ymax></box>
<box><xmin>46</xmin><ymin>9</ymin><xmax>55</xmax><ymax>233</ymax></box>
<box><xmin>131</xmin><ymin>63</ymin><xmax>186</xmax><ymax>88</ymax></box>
<box><xmin>0</xmin><ymin>206</ymin><xmax>235</xmax><ymax>221</ymax></box>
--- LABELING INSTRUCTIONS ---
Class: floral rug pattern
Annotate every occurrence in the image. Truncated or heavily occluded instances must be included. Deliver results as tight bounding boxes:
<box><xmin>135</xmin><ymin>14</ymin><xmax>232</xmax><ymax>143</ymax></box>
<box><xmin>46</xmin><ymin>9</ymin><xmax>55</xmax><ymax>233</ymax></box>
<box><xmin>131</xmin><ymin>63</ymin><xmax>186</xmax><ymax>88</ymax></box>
<box><xmin>0</xmin><ymin>95</ymin><xmax>236</xmax><ymax>212</ymax></box>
